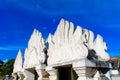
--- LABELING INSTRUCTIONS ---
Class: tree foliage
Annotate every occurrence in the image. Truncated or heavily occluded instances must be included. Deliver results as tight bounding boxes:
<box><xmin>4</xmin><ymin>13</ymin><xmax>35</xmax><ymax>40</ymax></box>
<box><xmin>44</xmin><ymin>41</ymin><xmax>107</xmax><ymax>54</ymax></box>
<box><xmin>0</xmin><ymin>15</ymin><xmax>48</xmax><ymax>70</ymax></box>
<box><xmin>0</xmin><ymin>59</ymin><xmax>15</xmax><ymax>77</ymax></box>
<box><xmin>0</xmin><ymin>60</ymin><xmax>4</xmax><ymax>67</ymax></box>
<box><xmin>118</xmin><ymin>56</ymin><xmax>120</xmax><ymax>62</ymax></box>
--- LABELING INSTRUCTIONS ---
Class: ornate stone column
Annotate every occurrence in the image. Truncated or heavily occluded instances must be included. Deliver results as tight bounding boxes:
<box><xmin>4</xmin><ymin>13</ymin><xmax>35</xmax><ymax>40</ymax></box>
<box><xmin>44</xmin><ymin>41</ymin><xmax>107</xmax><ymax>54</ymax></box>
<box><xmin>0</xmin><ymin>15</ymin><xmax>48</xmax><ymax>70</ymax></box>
<box><xmin>35</xmin><ymin>64</ymin><xmax>49</xmax><ymax>80</ymax></box>
<box><xmin>46</xmin><ymin>67</ymin><xmax>57</xmax><ymax>80</ymax></box>
<box><xmin>73</xmin><ymin>67</ymin><xmax>88</xmax><ymax>80</ymax></box>
<box><xmin>73</xmin><ymin>67</ymin><xmax>100</xmax><ymax>80</ymax></box>
<box><xmin>73</xmin><ymin>59</ymin><xmax>96</xmax><ymax>80</ymax></box>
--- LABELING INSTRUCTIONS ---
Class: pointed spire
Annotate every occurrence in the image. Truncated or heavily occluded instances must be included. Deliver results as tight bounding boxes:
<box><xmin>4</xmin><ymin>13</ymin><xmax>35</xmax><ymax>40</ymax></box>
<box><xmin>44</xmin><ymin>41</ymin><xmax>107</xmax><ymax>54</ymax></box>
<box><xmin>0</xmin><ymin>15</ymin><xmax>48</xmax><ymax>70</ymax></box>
<box><xmin>69</xmin><ymin>22</ymin><xmax>74</xmax><ymax>43</ymax></box>
<box><xmin>74</xmin><ymin>26</ymin><xmax>82</xmax><ymax>42</ymax></box>
<box><xmin>47</xmin><ymin>33</ymin><xmax>52</xmax><ymax>43</ymax></box>
<box><xmin>13</xmin><ymin>50</ymin><xmax>23</xmax><ymax>73</ymax></box>
<box><xmin>64</xmin><ymin>20</ymin><xmax>69</xmax><ymax>44</ymax></box>
<box><xmin>93</xmin><ymin>34</ymin><xmax>110</xmax><ymax>61</ymax></box>
<box><xmin>24</xmin><ymin>29</ymin><xmax>46</xmax><ymax>68</ymax></box>
<box><xmin>33</xmin><ymin>28</ymin><xmax>37</xmax><ymax>35</ymax></box>
<box><xmin>23</xmin><ymin>48</ymin><xmax>29</xmax><ymax>68</ymax></box>
<box><xmin>88</xmin><ymin>30</ymin><xmax>94</xmax><ymax>49</ymax></box>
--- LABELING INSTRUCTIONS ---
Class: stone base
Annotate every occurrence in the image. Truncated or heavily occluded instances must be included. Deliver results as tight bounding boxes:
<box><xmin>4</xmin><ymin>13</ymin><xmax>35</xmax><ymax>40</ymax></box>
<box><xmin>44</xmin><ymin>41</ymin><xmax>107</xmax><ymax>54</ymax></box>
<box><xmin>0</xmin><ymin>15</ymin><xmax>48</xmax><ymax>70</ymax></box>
<box><xmin>46</xmin><ymin>59</ymin><xmax>111</xmax><ymax>80</ymax></box>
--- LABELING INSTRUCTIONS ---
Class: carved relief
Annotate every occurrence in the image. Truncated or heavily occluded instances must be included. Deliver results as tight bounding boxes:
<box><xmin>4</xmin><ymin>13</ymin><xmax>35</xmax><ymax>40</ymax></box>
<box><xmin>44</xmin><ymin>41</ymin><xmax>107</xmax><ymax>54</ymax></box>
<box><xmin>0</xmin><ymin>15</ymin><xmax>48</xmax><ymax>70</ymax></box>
<box><xmin>83</xmin><ymin>29</ymin><xmax>110</xmax><ymax>61</ymax></box>
<box><xmin>24</xmin><ymin>29</ymin><xmax>46</xmax><ymax>68</ymax></box>
<box><xmin>12</xmin><ymin>19</ymin><xmax>112</xmax><ymax>80</ymax></box>
<box><xmin>47</xmin><ymin>19</ymin><xmax>88</xmax><ymax>65</ymax></box>
<box><xmin>47</xmin><ymin>19</ymin><xmax>110</xmax><ymax>65</ymax></box>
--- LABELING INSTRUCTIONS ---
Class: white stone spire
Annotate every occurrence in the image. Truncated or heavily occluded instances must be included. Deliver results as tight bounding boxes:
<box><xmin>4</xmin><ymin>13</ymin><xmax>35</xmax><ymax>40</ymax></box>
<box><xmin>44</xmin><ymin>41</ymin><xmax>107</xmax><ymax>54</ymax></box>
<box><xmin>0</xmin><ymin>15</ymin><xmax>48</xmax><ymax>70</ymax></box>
<box><xmin>24</xmin><ymin>29</ymin><xmax>46</xmax><ymax>68</ymax></box>
<box><xmin>13</xmin><ymin>50</ymin><xmax>23</xmax><ymax>73</ymax></box>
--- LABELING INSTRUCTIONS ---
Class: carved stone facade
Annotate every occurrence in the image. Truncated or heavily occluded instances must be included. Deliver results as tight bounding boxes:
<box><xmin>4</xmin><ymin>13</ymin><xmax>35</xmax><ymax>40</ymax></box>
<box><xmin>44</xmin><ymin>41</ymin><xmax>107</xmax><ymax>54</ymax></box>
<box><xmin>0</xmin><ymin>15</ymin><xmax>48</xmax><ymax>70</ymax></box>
<box><xmin>12</xmin><ymin>19</ymin><xmax>120</xmax><ymax>80</ymax></box>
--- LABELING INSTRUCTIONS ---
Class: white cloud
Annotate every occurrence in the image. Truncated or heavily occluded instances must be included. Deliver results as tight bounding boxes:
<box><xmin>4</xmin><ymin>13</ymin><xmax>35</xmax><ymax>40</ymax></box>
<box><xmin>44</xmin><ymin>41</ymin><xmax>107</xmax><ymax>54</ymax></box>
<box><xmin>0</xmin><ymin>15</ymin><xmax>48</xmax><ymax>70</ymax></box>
<box><xmin>0</xmin><ymin>46</ymin><xmax>25</xmax><ymax>51</ymax></box>
<box><xmin>3</xmin><ymin>59</ymin><xmax>8</xmax><ymax>63</ymax></box>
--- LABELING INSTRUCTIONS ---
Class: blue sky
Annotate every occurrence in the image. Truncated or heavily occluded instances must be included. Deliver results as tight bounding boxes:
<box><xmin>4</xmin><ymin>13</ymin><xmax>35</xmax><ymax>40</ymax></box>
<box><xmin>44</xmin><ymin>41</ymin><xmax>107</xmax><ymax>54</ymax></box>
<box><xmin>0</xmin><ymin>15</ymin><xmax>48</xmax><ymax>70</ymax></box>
<box><xmin>0</xmin><ymin>0</ymin><xmax>120</xmax><ymax>61</ymax></box>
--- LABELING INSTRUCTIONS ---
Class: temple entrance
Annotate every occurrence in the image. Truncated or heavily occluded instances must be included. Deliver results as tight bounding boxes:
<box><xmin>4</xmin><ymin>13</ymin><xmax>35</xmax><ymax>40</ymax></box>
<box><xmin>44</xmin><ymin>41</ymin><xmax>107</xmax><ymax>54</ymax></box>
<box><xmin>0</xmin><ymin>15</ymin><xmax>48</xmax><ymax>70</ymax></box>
<box><xmin>55</xmin><ymin>65</ymin><xmax>78</xmax><ymax>80</ymax></box>
<box><xmin>58</xmin><ymin>67</ymin><xmax>71</xmax><ymax>80</ymax></box>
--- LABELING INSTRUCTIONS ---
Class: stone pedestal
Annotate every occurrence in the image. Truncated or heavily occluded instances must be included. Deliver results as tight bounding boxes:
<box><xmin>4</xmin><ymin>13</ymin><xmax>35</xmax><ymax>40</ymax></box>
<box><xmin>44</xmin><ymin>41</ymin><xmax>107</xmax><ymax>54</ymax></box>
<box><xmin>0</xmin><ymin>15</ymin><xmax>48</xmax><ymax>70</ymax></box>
<box><xmin>46</xmin><ymin>67</ymin><xmax>57</xmax><ymax>80</ymax></box>
<box><xmin>22</xmin><ymin>69</ymin><xmax>34</xmax><ymax>80</ymax></box>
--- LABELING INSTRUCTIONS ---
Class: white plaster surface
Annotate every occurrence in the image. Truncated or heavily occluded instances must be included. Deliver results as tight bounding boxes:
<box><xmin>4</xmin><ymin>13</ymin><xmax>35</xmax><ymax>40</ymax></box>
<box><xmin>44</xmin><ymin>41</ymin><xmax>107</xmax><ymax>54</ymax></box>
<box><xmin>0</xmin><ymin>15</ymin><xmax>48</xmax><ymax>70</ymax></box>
<box><xmin>23</xmin><ymin>29</ymin><xmax>46</xmax><ymax>68</ymax></box>
<box><xmin>13</xmin><ymin>50</ymin><xmax>23</xmax><ymax>73</ymax></box>
<box><xmin>47</xmin><ymin>19</ymin><xmax>88</xmax><ymax>65</ymax></box>
<box><xmin>47</xmin><ymin>19</ymin><xmax>110</xmax><ymax>65</ymax></box>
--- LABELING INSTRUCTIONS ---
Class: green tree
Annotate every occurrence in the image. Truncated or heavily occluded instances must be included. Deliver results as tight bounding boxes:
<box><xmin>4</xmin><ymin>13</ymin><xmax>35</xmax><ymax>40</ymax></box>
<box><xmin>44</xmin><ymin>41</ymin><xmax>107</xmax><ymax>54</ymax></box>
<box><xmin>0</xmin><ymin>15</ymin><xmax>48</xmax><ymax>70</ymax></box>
<box><xmin>0</xmin><ymin>59</ymin><xmax>15</xmax><ymax>77</ymax></box>
<box><xmin>118</xmin><ymin>56</ymin><xmax>120</xmax><ymax>62</ymax></box>
<box><xmin>0</xmin><ymin>60</ymin><xmax>4</xmax><ymax>67</ymax></box>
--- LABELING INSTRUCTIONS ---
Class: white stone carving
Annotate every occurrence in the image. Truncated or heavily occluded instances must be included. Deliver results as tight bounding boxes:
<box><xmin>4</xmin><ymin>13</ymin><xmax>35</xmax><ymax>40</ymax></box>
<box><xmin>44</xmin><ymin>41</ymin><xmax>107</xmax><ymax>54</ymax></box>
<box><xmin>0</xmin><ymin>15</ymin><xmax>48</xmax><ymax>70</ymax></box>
<box><xmin>23</xmin><ymin>29</ymin><xmax>46</xmax><ymax>68</ymax></box>
<box><xmin>12</xmin><ymin>18</ymin><xmax>112</xmax><ymax>80</ymax></box>
<box><xmin>13</xmin><ymin>50</ymin><xmax>23</xmax><ymax>73</ymax></box>
<box><xmin>12</xmin><ymin>50</ymin><xmax>23</xmax><ymax>80</ymax></box>
<box><xmin>93</xmin><ymin>34</ymin><xmax>110</xmax><ymax>61</ymax></box>
<box><xmin>47</xmin><ymin>19</ymin><xmax>88</xmax><ymax>65</ymax></box>
<box><xmin>47</xmin><ymin>19</ymin><xmax>110</xmax><ymax>65</ymax></box>
<box><xmin>83</xmin><ymin>29</ymin><xmax>110</xmax><ymax>61</ymax></box>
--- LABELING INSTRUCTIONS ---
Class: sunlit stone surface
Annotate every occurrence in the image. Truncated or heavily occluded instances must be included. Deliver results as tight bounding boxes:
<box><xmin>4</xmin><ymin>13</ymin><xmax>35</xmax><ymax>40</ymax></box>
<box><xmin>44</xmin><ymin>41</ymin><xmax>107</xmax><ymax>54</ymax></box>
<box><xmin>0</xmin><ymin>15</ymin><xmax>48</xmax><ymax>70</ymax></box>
<box><xmin>12</xmin><ymin>50</ymin><xmax>24</xmax><ymax>80</ymax></box>
<box><xmin>47</xmin><ymin>19</ymin><xmax>88</xmax><ymax>65</ymax></box>
<box><xmin>24</xmin><ymin>29</ymin><xmax>46</xmax><ymax>68</ymax></box>
<box><xmin>47</xmin><ymin>19</ymin><xmax>110</xmax><ymax>66</ymax></box>
<box><xmin>13</xmin><ymin>50</ymin><xmax>23</xmax><ymax>73</ymax></box>
<box><xmin>12</xmin><ymin>19</ymin><xmax>120</xmax><ymax>80</ymax></box>
<box><xmin>82</xmin><ymin>29</ymin><xmax>110</xmax><ymax>61</ymax></box>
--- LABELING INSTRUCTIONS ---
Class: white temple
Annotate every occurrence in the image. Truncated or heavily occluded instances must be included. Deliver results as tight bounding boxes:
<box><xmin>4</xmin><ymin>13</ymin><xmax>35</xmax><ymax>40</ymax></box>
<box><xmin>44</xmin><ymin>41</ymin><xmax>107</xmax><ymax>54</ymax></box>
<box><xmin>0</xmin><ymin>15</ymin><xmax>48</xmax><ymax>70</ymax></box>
<box><xmin>12</xmin><ymin>19</ymin><xmax>120</xmax><ymax>80</ymax></box>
